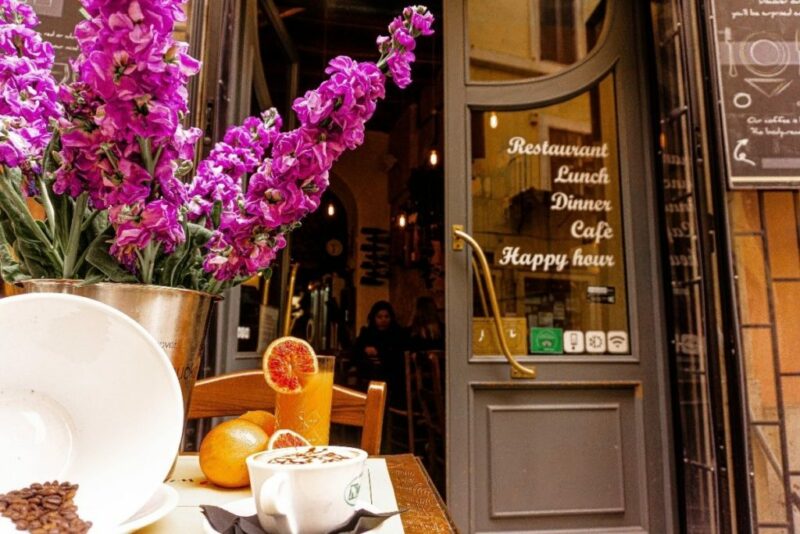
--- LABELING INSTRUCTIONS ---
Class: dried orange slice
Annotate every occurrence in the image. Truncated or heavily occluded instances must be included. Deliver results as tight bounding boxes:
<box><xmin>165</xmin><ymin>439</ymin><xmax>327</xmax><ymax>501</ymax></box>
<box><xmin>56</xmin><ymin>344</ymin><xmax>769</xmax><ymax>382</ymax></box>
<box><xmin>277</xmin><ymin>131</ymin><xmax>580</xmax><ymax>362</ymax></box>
<box><xmin>262</xmin><ymin>336</ymin><xmax>318</xmax><ymax>394</ymax></box>
<box><xmin>268</xmin><ymin>429</ymin><xmax>310</xmax><ymax>450</ymax></box>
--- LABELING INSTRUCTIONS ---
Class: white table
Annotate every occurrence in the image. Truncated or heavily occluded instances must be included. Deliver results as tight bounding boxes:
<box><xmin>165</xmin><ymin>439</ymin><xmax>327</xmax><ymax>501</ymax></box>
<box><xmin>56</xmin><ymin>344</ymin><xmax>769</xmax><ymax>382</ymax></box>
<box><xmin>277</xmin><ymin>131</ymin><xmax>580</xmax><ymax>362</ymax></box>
<box><xmin>137</xmin><ymin>455</ymin><xmax>403</xmax><ymax>533</ymax></box>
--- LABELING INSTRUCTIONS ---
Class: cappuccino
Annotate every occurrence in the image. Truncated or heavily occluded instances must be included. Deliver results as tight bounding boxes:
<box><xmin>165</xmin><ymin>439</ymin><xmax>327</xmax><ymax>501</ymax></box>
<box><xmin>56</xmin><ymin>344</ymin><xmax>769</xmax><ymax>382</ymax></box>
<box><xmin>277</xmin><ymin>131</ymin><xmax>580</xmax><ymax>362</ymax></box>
<box><xmin>247</xmin><ymin>446</ymin><xmax>368</xmax><ymax>534</ymax></box>
<box><xmin>265</xmin><ymin>447</ymin><xmax>354</xmax><ymax>465</ymax></box>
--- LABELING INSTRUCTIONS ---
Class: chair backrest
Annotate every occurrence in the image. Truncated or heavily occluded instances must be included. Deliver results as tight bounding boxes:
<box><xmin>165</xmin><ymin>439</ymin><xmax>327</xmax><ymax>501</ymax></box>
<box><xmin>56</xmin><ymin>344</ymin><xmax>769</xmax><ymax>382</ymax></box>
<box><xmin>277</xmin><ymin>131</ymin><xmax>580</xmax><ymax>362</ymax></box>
<box><xmin>187</xmin><ymin>370</ymin><xmax>386</xmax><ymax>455</ymax></box>
<box><xmin>426</xmin><ymin>350</ymin><xmax>445</xmax><ymax>426</ymax></box>
<box><xmin>411</xmin><ymin>350</ymin><xmax>445</xmax><ymax>435</ymax></box>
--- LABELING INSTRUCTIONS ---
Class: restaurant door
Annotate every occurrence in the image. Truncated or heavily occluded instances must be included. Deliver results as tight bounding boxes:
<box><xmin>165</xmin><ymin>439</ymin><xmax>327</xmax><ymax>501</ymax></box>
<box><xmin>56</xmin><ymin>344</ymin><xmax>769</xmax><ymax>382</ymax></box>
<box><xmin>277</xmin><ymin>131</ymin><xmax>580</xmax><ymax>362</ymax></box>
<box><xmin>443</xmin><ymin>0</ymin><xmax>676</xmax><ymax>532</ymax></box>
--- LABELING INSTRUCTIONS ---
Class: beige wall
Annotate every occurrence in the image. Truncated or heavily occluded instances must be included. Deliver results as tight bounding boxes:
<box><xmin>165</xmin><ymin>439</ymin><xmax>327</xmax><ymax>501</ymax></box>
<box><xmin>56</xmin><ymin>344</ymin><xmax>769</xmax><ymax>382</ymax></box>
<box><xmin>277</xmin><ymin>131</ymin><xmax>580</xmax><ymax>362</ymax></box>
<box><xmin>331</xmin><ymin>131</ymin><xmax>391</xmax><ymax>332</ymax></box>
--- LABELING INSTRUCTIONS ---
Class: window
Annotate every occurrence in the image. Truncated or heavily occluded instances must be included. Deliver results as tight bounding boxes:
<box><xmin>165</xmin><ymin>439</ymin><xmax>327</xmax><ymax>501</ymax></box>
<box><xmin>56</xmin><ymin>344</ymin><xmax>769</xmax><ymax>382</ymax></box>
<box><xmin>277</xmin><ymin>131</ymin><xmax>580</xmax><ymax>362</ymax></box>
<box><xmin>469</xmin><ymin>0</ymin><xmax>608</xmax><ymax>82</ymax></box>
<box><xmin>471</xmin><ymin>75</ymin><xmax>629</xmax><ymax>356</ymax></box>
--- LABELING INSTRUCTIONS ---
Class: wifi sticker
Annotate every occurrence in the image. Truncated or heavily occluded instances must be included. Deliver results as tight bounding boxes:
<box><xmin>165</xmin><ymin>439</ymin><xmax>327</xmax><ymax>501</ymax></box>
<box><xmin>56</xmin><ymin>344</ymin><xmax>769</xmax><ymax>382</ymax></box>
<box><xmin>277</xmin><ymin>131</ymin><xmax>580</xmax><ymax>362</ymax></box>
<box><xmin>607</xmin><ymin>331</ymin><xmax>629</xmax><ymax>354</ymax></box>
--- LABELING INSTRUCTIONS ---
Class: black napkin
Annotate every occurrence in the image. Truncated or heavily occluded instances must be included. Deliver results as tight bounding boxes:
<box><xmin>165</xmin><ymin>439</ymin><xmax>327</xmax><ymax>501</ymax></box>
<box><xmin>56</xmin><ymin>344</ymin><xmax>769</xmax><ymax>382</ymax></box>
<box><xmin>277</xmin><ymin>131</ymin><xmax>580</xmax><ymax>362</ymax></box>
<box><xmin>200</xmin><ymin>505</ymin><xmax>263</xmax><ymax>534</ymax></box>
<box><xmin>327</xmin><ymin>508</ymin><xmax>404</xmax><ymax>534</ymax></box>
<box><xmin>201</xmin><ymin>504</ymin><xmax>403</xmax><ymax>534</ymax></box>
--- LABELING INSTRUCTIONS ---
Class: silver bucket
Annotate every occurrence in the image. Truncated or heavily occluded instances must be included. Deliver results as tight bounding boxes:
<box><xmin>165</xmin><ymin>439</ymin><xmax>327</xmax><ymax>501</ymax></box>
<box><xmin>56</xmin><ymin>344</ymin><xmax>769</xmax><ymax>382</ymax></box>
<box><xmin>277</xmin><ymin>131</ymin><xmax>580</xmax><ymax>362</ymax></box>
<box><xmin>18</xmin><ymin>279</ymin><xmax>218</xmax><ymax>419</ymax></box>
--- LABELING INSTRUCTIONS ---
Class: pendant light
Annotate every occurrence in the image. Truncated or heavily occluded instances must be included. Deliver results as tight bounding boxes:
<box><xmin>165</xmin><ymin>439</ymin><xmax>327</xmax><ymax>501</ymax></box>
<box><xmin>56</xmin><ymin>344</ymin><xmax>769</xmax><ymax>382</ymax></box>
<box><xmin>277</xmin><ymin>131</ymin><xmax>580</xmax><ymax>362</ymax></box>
<box><xmin>426</xmin><ymin>30</ymin><xmax>440</xmax><ymax>168</ymax></box>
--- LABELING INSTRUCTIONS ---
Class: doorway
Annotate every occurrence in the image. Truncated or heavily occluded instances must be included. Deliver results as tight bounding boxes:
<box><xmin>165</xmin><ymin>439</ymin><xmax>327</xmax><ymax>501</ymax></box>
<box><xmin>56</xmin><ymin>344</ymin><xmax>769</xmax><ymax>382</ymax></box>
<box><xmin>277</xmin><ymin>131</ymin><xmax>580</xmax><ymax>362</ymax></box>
<box><xmin>204</xmin><ymin>0</ymin><xmax>449</xmax><ymax>484</ymax></box>
<box><xmin>444</xmin><ymin>0</ymin><xmax>676</xmax><ymax>531</ymax></box>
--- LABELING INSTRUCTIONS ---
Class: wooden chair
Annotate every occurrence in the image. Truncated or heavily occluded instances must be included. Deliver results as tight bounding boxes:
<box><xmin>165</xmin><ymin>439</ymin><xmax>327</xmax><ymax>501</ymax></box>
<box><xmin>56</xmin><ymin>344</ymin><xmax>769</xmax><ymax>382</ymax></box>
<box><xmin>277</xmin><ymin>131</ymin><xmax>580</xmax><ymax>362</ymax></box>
<box><xmin>387</xmin><ymin>351</ymin><xmax>427</xmax><ymax>454</ymax></box>
<box><xmin>187</xmin><ymin>370</ymin><xmax>387</xmax><ymax>456</ymax></box>
<box><xmin>418</xmin><ymin>351</ymin><xmax>445</xmax><ymax>485</ymax></box>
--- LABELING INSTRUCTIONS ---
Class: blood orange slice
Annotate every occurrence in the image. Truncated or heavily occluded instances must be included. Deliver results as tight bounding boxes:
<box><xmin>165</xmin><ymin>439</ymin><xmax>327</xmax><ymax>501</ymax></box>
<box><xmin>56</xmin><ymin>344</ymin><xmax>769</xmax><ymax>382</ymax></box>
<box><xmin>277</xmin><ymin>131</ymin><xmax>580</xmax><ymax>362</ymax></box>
<box><xmin>268</xmin><ymin>429</ymin><xmax>311</xmax><ymax>450</ymax></box>
<box><xmin>262</xmin><ymin>336</ymin><xmax>318</xmax><ymax>394</ymax></box>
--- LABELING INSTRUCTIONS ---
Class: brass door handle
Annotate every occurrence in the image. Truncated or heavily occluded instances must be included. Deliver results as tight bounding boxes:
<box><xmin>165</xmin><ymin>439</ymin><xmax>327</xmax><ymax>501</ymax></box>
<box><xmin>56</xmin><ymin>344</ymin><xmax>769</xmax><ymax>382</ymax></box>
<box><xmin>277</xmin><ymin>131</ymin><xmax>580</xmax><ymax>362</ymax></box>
<box><xmin>452</xmin><ymin>225</ymin><xmax>536</xmax><ymax>379</ymax></box>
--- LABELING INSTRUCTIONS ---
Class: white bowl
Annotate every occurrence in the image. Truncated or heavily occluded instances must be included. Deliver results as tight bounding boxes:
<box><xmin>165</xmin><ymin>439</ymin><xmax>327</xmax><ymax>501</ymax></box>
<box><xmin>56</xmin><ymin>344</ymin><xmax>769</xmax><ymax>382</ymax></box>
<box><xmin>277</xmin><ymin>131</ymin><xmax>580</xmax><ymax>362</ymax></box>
<box><xmin>0</xmin><ymin>293</ymin><xmax>183</xmax><ymax>531</ymax></box>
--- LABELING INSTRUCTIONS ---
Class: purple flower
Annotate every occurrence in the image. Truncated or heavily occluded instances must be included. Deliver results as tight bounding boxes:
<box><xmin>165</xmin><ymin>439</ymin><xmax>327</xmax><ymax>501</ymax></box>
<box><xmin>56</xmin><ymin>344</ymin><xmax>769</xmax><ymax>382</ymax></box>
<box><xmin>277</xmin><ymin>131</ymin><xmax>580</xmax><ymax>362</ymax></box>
<box><xmin>0</xmin><ymin>0</ymin><xmax>61</xmax><ymax>189</ymax></box>
<box><xmin>109</xmin><ymin>199</ymin><xmax>184</xmax><ymax>269</ymax></box>
<box><xmin>196</xmin><ymin>7</ymin><xmax>435</xmax><ymax>283</ymax></box>
<box><xmin>244</xmin><ymin>160</ymin><xmax>319</xmax><ymax>229</ymax></box>
<box><xmin>54</xmin><ymin>0</ymin><xmax>202</xmax><ymax>268</ymax></box>
<box><xmin>0</xmin><ymin>0</ymin><xmax>37</xmax><ymax>28</ymax></box>
<box><xmin>377</xmin><ymin>5</ymin><xmax>434</xmax><ymax>89</ymax></box>
<box><xmin>186</xmin><ymin>109</ymin><xmax>282</xmax><ymax>223</ymax></box>
<box><xmin>202</xmin><ymin>216</ymin><xmax>287</xmax><ymax>282</ymax></box>
<box><xmin>405</xmin><ymin>6</ymin><xmax>435</xmax><ymax>36</ymax></box>
<box><xmin>0</xmin><ymin>1</ymin><xmax>433</xmax><ymax>287</ymax></box>
<box><xmin>387</xmin><ymin>51</ymin><xmax>414</xmax><ymax>88</ymax></box>
<box><xmin>292</xmin><ymin>89</ymin><xmax>334</xmax><ymax>126</ymax></box>
<box><xmin>60</xmin><ymin>0</ymin><xmax>200</xmax><ymax>197</ymax></box>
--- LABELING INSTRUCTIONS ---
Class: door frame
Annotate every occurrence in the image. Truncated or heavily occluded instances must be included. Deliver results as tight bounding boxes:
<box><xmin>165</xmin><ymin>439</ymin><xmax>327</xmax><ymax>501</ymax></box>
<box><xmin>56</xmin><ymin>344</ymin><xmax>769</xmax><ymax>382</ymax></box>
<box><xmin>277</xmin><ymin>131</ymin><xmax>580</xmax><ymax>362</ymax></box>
<box><xmin>443</xmin><ymin>0</ymin><xmax>678</xmax><ymax>531</ymax></box>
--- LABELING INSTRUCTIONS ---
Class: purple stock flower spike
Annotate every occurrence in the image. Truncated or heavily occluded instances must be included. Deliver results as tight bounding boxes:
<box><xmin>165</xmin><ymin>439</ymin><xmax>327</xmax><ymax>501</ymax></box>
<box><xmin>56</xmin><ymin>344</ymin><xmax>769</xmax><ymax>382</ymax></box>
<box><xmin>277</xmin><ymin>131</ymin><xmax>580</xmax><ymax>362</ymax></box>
<box><xmin>0</xmin><ymin>0</ymin><xmax>432</xmax><ymax>290</ymax></box>
<box><xmin>0</xmin><ymin>0</ymin><xmax>61</xmax><ymax>190</ymax></box>
<box><xmin>196</xmin><ymin>5</ymin><xmax>434</xmax><ymax>284</ymax></box>
<box><xmin>56</xmin><ymin>0</ymin><xmax>201</xmax><ymax>273</ymax></box>
<box><xmin>377</xmin><ymin>5</ymin><xmax>434</xmax><ymax>89</ymax></box>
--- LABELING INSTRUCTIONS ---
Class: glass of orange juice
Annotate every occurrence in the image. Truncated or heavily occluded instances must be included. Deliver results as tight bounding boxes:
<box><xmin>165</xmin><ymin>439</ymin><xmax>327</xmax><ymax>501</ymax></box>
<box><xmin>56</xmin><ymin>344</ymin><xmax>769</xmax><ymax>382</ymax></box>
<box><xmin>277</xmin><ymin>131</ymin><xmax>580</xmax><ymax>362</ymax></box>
<box><xmin>275</xmin><ymin>355</ymin><xmax>335</xmax><ymax>445</ymax></box>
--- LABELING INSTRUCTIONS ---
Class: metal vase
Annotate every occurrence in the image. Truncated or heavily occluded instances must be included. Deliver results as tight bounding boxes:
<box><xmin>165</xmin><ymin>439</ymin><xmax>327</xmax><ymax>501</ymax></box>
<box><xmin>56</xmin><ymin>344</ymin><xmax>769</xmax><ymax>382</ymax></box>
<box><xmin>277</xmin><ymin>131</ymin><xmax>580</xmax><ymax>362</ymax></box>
<box><xmin>18</xmin><ymin>280</ymin><xmax>218</xmax><ymax>419</ymax></box>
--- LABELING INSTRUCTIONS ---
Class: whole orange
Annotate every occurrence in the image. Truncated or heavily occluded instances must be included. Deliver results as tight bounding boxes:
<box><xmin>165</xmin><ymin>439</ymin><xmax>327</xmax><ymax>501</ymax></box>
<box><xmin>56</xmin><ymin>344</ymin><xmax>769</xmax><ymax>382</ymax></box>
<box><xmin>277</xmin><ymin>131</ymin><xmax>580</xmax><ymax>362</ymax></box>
<box><xmin>239</xmin><ymin>410</ymin><xmax>277</xmax><ymax>436</ymax></box>
<box><xmin>198</xmin><ymin>419</ymin><xmax>269</xmax><ymax>488</ymax></box>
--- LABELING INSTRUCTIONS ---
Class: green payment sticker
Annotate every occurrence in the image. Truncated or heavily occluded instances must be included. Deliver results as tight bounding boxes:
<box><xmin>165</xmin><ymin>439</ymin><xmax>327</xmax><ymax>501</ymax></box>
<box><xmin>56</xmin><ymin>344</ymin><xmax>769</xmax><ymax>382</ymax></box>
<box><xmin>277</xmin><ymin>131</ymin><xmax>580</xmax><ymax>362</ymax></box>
<box><xmin>530</xmin><ymin>327</ymin><xmax>564</xmax><ymax>354</ymax></box>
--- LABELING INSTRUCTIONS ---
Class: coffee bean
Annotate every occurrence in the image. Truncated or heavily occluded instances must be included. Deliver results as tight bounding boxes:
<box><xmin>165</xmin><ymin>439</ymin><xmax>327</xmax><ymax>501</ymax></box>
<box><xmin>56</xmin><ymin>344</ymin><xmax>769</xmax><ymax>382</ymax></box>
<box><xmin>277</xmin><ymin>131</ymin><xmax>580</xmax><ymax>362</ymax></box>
<box><xmin>0</xmin><ymin>481</ymin><xmax>92</xmax><ymax>533</ymax></box>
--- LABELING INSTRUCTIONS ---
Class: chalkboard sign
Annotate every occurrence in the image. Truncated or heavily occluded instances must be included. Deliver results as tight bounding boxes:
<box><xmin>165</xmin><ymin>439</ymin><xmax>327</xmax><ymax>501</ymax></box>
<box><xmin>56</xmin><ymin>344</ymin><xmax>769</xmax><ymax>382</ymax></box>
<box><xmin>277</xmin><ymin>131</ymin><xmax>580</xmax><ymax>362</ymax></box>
<box><xmin>27</xmin><ymin>0</ymin><xmax>83</xmax><ymax>83</ymax></box>
<box><xmin>710</xmin><ymin>1</ymin><xmax>800</xmax><ymax>188</ymax></box>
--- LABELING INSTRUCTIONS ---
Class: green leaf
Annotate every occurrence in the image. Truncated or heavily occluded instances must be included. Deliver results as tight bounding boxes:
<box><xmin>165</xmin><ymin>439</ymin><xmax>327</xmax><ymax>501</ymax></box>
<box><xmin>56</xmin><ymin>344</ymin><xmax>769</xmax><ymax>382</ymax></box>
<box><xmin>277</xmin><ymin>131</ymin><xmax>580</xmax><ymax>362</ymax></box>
<box><xmin>15</xmin><ymin>239</ymin><xmax>52</xmax><ymax>278</ymax></box>
<box><xmin>187</xmin><ymin>222</ymin><xmax>213</xmax><ymax>246</ymax></box>
<box><xmin>85</xmin><ymin>238</ymin><xmax>137</xmax><ymax>283</ymax></box>
<box><xmin>174</xmin><ymin>159</ymin><xmax>194</xmax><ymax>178</ymax></box>
<box><xmin>211</xmin><ymin>201</ymin><xmax>222</xmax><ymax>229</ymax></box>
<box><xmin>16</xmin><ymin>236</ymin><xmax>50</xmax><ymax>264</ymax></box>
<box><xmin>160</xmin><ymin>241</ymin><xmax>188</xmax><ymax>286</ymax></box>
<box><xmin>0</xmin><ymin>178</ymin><xmax>61</xmax><ymax>269</ymax></box>
<box><xmin>0</xmin><ymin>217</ymin><xmax>29</xmax><ymax>283</ymax></box>
<box><xmin>0</xmin><ymin>244</ymin><xmax>29</xmax><ymax>283</ymax></box>
<box><xmin>91</xmin><ymin>209</ymin><xmax>110</xmax><ymax>235</ymax></box>
<box><xmin>5</xmin><ymin>167</ymin><xmax>23</xmax><ymax>192</ymax></box>
<box><xmin>77</xmin><ymin>272</ymin><xmax>105</xmax><ymax>286</ymax></box>
<box><xmin>0</xmin><ymin>215</ymin><xmax>15</xmax><ymax>247</ymax></box>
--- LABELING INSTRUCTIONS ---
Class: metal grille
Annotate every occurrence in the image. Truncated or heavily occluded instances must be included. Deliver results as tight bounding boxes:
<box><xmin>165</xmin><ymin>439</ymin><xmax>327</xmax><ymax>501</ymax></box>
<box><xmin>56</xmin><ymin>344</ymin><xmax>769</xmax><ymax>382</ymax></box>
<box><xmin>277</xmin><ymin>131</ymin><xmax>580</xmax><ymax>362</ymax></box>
<box><xmin>730</xmin><ymin>190</ymin><xmax>800</xmax><ymax>532</ymax></box>
<box><xmin>650</xmin><ymin>0</ymin><xmax>730</xmax><ymax>531</ymax></box>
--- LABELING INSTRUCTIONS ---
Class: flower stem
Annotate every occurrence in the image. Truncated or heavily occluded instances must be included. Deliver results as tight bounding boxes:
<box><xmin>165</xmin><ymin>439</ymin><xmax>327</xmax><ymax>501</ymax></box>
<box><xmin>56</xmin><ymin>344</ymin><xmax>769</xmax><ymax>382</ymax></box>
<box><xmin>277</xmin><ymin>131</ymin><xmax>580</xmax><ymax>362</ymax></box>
<box><xmin>62</xmin><ymin>192</ymin><xmax>88</xmax><ymax>278</ymax></box>
<box><xmin>37</xmin><ymin>177</ymin><xmax>56</xmax><ymax>238</ymax></box>
<box><xmin>207</xmin><ymin>277</ymin><xmax>222</xmax><ymax>295</ymax></box>
<box><xmin>140</xmin><ymin>241</ymin><xmax>158</xmax><ymax>285</ymax></box>
<box><xmin>137</xmin><ymin>137</ymin><xmax>155</xmax><ymax>175</ymax></box>
<box><xmin>0</xmin><ymin>174</ymin><xmax>63</xmax><ymax>270</ymax></box>
<box><xmin>39</xmin><ymin>132</ymin><xmax>59</xmax><ymax>238</ymax></box>
<box><xmin>80</xmin><ymin>208</ymin><xmax>101</xmax><ymax>232</ymax></box>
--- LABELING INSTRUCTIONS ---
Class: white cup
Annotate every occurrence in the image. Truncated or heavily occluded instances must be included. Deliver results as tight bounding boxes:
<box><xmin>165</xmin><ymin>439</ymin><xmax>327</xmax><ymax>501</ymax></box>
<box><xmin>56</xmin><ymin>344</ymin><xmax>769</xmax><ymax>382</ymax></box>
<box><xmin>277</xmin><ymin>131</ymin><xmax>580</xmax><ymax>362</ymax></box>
<box><xmin>246</xmin><ymin>446</ymin><xmax>368</xmax><ymax>534</ymax></box>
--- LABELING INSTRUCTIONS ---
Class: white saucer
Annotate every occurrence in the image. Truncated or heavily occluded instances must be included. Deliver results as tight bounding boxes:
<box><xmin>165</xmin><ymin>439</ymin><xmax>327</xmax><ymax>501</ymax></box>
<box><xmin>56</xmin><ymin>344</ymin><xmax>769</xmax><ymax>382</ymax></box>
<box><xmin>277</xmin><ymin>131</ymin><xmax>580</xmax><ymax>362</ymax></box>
<box><xmin>0</xmin><ymin>484</ymin><xmax>178</xmax><ymax>534</ymax></box>
<box><xmin>200</xmin><ymin>497</ymin><xmax>389</xmax><ymax>533</ymax></box>
<box><xmin>0</xmin><ymin>294</ymin><xmax>183</xmax><ymax>530</ymax></box>
<box><xmin>115</xmin><ymin>484</ymin><xmax>179</xmax><ymax>533</ymax></box>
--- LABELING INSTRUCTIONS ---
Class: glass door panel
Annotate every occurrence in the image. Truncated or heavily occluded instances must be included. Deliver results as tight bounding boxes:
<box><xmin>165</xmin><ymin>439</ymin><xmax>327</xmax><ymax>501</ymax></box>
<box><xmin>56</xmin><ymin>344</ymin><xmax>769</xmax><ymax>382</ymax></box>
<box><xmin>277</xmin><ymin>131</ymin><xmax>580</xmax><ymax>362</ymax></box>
<box><xmin>470</xmin><ymin>74</ymin><xmax>630</xmax><ymax>356</ymax></box>
<box><xmin>468</xmin><ymin>0</ymin><xmax>609</xmax><ymax>82</ymax></box>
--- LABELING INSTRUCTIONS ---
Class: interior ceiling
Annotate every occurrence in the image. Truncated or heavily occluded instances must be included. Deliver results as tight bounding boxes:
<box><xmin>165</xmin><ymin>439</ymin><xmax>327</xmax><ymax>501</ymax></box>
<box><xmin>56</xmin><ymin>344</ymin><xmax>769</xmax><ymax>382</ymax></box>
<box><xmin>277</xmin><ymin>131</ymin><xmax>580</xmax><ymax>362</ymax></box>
<box><xmin>259</xmin><ymin>0</ymin><xmax>443</xmax><ymax>132</ymax></box>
